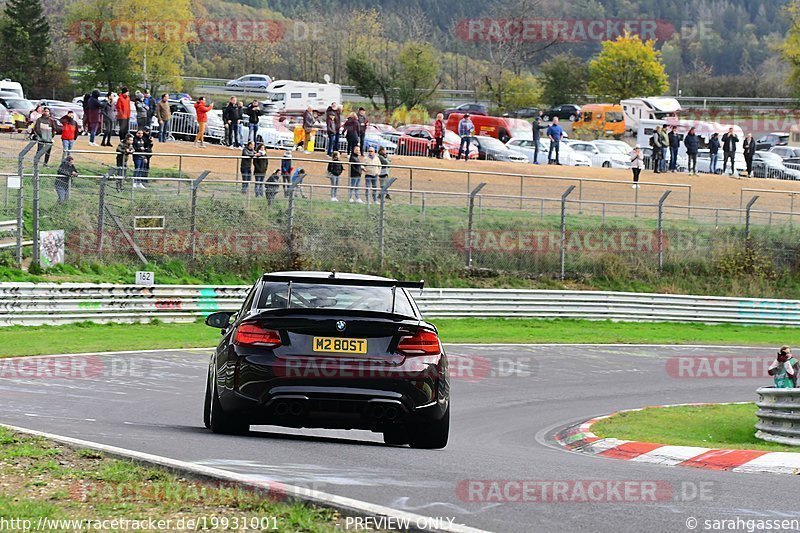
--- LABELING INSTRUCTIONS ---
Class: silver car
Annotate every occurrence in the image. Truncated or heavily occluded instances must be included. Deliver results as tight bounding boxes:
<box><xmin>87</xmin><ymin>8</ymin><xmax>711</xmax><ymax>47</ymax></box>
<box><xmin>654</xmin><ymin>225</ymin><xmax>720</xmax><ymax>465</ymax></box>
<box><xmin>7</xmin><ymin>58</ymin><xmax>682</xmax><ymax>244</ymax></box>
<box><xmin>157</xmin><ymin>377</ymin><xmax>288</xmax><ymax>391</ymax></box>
<box><xmin>226</xmin><ymin>74</ymin><xmax>272</xmax><ymax>91</ymax></box>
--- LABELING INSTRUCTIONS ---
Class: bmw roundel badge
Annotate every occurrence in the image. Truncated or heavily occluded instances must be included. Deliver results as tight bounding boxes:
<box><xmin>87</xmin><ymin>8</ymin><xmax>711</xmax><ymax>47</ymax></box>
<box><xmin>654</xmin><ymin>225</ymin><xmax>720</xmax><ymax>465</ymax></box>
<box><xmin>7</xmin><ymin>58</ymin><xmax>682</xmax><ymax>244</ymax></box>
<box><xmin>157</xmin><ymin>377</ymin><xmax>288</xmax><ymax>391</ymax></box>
<box><xmin>336</xmin><ymin>320</ymin><xmax>346</xmax><ymax>332</ymax></box>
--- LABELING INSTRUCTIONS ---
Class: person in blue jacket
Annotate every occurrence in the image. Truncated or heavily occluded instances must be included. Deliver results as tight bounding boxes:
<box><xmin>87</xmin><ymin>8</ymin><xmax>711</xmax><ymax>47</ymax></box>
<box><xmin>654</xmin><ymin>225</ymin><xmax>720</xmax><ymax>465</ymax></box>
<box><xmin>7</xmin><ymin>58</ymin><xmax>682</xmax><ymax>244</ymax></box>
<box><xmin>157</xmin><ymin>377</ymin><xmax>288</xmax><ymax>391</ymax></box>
<box><xmin>546</xmin><ymin>117</ymin><xmax>564</xmax><ymax>165</ymax></box>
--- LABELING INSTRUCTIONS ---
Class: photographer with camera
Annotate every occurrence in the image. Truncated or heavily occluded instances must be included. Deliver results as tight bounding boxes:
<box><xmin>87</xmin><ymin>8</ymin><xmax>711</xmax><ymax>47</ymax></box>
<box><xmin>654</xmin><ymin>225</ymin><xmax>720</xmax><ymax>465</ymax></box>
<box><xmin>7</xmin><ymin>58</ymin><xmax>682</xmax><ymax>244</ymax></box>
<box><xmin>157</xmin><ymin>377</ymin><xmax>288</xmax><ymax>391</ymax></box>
<box><xmin>768</xmin><ymin>346</ymin><xmax>799</xmax><ymax>388</ymax></box>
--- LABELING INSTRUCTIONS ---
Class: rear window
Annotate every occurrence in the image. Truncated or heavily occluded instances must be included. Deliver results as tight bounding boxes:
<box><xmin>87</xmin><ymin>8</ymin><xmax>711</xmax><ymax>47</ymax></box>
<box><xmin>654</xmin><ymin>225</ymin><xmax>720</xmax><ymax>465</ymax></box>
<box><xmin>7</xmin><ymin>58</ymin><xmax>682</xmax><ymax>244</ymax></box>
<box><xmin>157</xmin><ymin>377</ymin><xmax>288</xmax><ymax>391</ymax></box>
<box><xmin>257</xmin><ymin>282</ymin><xmax>416</xmax><ymax>317</ymax></box>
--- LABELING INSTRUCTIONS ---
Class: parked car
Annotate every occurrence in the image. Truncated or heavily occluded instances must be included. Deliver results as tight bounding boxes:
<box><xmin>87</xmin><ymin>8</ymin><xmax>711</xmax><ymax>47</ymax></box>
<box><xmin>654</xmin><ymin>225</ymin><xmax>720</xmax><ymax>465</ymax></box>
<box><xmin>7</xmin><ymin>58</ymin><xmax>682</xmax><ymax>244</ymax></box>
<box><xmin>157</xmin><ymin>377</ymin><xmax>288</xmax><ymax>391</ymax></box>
<box><xmin>442</xmin><ymin>103</ymin><xmax>488</xmax><ymax>119</ymax></box>
<box><xmin>768</xmin><ymin>145</ymin><xmax>800</xmax><ymax>160</ymax></box>
<box><xmin>755</xmin><ymin>132</ymin><xmax>789</xmax><ymax>152</ymax></box>
<box><xmin>472</xmin><ymin>135</ymin><xmax>528</xmax><ymax>162</ymax></box>
<box><xmin>396</xmin><ymin>125</ymin><xmax>477</xmax><ymax>159</ymax></box>
<box><xmin>0</xmin><ymin>94</ymin><xmax>34</xmax><ymax>119</ymax></box>
<box><xmin>202</xmin><ymin>271</ymin><xmax>450</xmax><ymax>449</ymax></box>
<box><xmin>752</xmin><ymin>150</ymin><xmax>800</xmax><ymax>180</ymax></box>
<box><xmin>226</xmin><ymin>74</ymin><xmax>272</xmax><ymax>90</ymax></box>
<box><xmin>542</xmin><ymin>104</ymin><xmax>581</xmax><ymax>122</ymax></box>
<box><xmin>502</xmin><ymin>107</ymin><xmax>539</xmax><ymax>119</ymax></box>
<box><xmin>572</xmin><ymin>104</ymin><xmax>625</xmax><ymax>138</ymax></box>
<box><xmin>32</xmin><ymin>99</ymin><xmax>84</xmax><ymax>121</ymax></box>
<box><xmin>445</xmin><ymin>113</ymin><xmax>532</xmax><ymax>144</ymax></box>
<box><xmin>257</xmin><ymin>115</ymin><xmax>294</xmax><ymax>149</ymax></box>
<box><xmin>569</xmin><ymin>141</ymin><xmax>630</xmax><ymax>168</ymax></box>
<box><xmin>0</xmin><ymin>102</ymin><xmax>14</xmax><ymax>132</ymax></box>
<box><xmin>506</xmin><ymin>137</ymin><xmax>591</xmax><ymax>166</ymax></box>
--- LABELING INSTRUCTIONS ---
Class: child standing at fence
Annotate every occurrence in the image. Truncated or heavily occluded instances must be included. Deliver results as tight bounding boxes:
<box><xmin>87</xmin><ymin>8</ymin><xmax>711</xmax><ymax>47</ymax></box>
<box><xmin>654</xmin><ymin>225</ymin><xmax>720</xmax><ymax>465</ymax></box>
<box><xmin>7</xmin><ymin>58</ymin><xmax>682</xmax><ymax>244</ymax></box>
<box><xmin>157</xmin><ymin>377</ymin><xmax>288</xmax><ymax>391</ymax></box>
<box><xmin>630</xmin><ymin>145</ymin><xmax>643</xmax><ymax>189</ymax></box>
<box><xmin>265</xmin><ymin>170</ymin><xmax>280</xmax><ymax>206</ymax></box>
<box><xmin>327</xmin><ymin>151</ymin><xmax>343</xmax><ymax>201</ymax></box>
<box><xmin>240</xmin><ymin>141</ymin><xmax>255</xmax><ymax>194</ymax></box>
<box><xmin>378</xmin><ymin>146</ymin><xmax>391</xmax><ymax>201</ymax></box>
<box><xmin>115</xmin><ymin>135</ymin><xmax>134</xmax><ymax>177</ymax></box>
<box><xmin>281</xmin><ymin>150</ymin><xmax>292</xmax><ymax>197</ymax></box>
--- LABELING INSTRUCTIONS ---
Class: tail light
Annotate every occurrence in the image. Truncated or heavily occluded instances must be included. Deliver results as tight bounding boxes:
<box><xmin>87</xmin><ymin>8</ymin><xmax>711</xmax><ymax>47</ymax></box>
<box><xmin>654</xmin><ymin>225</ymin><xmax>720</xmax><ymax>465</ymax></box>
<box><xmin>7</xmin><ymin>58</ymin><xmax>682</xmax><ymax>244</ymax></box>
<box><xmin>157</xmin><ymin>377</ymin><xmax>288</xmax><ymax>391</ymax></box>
<box><xmin>234</xmin><ymin>323</ymin><xmax>282</xmax><ymax>348</ymax></box>
<box><xmin>398</xmin><ymin>330</ymin><xmax>441</xmax><ymax>356</ymax></box>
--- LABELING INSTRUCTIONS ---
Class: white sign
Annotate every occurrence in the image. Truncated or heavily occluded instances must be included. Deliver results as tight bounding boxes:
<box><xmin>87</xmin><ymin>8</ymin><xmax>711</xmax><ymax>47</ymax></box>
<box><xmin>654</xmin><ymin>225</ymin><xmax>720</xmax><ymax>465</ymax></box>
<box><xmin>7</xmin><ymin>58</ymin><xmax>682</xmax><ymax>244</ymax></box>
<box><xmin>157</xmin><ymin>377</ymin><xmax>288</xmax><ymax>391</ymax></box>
<box><xmin>39</xmin><ymin>230</ymin><xmax>64</xmax><ymax>268</ymax></box>
<box><xmin>135</xmin><ymin>271</ymin><xmax>155</xmax><ymax>286</ymax></box>
<box><xmin>7</xmin><ymin>176</ymin><xmax>20</xmax><ymax>189</ymax></box>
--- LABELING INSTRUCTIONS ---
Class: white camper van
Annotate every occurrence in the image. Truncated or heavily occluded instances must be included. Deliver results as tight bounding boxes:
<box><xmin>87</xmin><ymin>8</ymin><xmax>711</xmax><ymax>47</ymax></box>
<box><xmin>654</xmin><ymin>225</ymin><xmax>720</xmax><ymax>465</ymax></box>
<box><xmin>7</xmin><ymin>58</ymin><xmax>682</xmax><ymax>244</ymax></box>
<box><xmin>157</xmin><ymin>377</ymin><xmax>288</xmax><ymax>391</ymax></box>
<box><xmin>621</xmin><ymin>97</ymin><xmax>681</xmax><ymax>134</ymax></box>
<box><xmin>637</xmin><ymin>118</ymin><xmax>747</xmax><ymax>173</ymax></box>
<box><xmin>0</xmin><ymin>79</ymin><xmax>24</xmax><ymax>99</ymax></box>
<box><xmin>263</xmin><ymin>78</ymin><xmax>342</xmax><ymax>115</ymax></box>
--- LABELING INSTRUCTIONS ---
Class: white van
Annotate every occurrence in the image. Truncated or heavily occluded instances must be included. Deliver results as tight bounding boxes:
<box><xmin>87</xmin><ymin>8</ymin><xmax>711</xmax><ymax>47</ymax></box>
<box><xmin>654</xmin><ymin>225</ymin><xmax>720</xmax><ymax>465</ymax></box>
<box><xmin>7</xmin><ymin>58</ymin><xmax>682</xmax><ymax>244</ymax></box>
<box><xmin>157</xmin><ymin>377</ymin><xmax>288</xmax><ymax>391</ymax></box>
<box><xmin>263</xmin><ymin>78</ymin><xmax>342</xmax><ymax>115</ymax></box>
<box><xmin>621</xmin><ymin>97</ymin><xmax>681</xmax><ymax>134</ymax></box>
<box><xmin>0</xmin><ymin>79</ymin><xmax>24</xmax><ymax>99</ymax></box>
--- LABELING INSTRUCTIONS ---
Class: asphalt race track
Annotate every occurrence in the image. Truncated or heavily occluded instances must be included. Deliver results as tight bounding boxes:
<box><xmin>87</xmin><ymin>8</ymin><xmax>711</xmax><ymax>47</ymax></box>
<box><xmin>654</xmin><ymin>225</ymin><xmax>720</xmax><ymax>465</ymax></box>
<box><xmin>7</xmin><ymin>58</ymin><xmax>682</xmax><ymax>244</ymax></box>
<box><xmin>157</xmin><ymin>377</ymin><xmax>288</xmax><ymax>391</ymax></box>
<box><xmin>0</xmin><ymin>344</ymin><xmax>797</xmax><ymax>533</ymax></box>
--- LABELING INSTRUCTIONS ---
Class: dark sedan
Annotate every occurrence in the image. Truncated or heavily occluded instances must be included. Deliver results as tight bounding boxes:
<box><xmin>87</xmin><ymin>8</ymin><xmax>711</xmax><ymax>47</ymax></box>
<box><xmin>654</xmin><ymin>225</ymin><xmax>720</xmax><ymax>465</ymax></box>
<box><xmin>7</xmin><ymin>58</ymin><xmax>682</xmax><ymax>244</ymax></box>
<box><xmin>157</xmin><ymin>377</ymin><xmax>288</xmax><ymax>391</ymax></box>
<box><xmin>203</xmin><ymin>271</ymin><xmax>450</xmax><ymax>449</ymax></box>
<box><xmin>542</xmin><ymin>104</ymin><xmax>581</xmax><ymax>122</ymax></box>
<box><xmin>503</xmin><ymin>107</ymin><xmax>539</xmax><ymax>119</ymax></box>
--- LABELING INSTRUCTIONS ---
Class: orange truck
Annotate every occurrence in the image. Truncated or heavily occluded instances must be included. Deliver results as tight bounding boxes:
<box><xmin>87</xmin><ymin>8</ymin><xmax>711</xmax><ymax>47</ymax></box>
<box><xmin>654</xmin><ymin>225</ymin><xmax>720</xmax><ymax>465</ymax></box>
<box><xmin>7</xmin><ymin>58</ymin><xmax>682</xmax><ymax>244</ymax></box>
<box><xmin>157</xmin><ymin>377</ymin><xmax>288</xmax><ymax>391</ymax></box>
<box><xmin>572</xmin><ymin>104</ymin><xmax>625</xmax><ymax>139</ymax></box>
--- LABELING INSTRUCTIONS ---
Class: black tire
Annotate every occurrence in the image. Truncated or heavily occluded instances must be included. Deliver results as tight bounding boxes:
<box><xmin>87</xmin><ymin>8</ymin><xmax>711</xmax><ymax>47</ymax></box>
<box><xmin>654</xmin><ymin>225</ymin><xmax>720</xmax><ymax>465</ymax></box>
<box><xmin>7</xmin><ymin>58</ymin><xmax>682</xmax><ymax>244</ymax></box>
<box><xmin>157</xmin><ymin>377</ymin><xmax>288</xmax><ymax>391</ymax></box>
<box><xmin>602</xmin><ymin>161</ymin><xmax>610</xmax><ymax>168</ymax></box>
<box><xmin>203</xmin><ymin>367</ymin><xmax>212</xmax><ymax>429</ymax></box>
<box><xmin>208</xmin><ymin>372</ymin><xmax>249</xmax><ymax>435</ymax></box>
<box><xmin>409</xmin><ymin>407</ymin><xmax>449</xmax><ymax>449</ymax></box>
<box><xmin>383</xmin><ymin>426</ymin><xmax>409</xmax><ymax>446</ymax></box>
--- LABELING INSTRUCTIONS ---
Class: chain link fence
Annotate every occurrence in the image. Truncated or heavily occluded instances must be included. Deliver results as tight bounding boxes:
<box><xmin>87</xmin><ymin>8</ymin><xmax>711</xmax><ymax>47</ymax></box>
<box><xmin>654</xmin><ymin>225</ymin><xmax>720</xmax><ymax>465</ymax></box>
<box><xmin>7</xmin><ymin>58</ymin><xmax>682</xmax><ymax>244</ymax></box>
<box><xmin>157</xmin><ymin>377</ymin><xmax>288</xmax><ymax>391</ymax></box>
<box><xmin>4</xmin><ymin>141</ymin><xmax>800</xmax><ymax>286</ymax></box>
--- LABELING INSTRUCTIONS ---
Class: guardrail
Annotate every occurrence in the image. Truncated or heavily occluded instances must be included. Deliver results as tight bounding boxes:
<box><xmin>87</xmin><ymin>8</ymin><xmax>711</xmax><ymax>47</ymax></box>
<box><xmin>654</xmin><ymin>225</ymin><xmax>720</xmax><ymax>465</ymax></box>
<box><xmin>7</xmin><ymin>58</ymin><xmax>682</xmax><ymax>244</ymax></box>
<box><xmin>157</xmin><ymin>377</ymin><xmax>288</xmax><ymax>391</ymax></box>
<box><xmin>755</xmin><ymin>387</ymin><xmax>800</xmax><ymax>446</ymax></box>
<box><xmin>3</xmin><ymin>284</ymin><xmax>800</xmax><ymax>327</ymax></box>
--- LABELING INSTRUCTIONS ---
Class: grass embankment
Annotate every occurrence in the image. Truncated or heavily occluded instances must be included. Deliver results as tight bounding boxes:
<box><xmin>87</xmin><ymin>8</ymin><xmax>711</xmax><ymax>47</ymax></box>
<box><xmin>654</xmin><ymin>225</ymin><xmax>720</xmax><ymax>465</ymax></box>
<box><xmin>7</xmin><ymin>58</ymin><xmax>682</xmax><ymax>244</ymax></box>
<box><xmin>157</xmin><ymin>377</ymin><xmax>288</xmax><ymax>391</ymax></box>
<box><xmin>592</xmin><ymin>404</ymin><xmax>800</xmax><ymax>453</ymax></box>
<box><xmin>0</xmin><ymin>319</ymin><xmax>796</xmax><ymax>358</ymax></box>
<box><xmin>0</xmin><ymin>427</ymin><xmax>341</xmax><ymax>531</ymax></box>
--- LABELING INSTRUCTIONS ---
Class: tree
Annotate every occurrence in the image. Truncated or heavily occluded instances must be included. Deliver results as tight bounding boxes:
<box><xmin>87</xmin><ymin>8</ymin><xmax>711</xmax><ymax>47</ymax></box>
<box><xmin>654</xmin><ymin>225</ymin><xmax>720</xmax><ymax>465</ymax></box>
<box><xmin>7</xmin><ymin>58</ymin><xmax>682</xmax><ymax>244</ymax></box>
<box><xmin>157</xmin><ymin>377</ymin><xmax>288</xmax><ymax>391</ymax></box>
<box><xmin>68</xmin><ymin>0</ymin><xmax>137</xmax><ymax>92</ymax></box>
<box><xmin>783</xmin><ymin>0</ymin><xmax>800</xmax><ymax>98</ymax></box>
<box><xmin>588</xmin><ymin>33</ymin><xmax>669</xmax><ymax>101</ymax></box>
<box><xmin>539</xmin><ymin>54</ymin><xmax>589</xmax><ymax>106</ymax></box>
<box><xmin>482</xmin><ymin>71</ymin><xmax>542</xmax><ymax>112</ymax></box>
<box><xmin>0</xmin><ymin>0</ymin><xmax>52</xmax><ymax>94</ymax></box>
<box><xmin>397</xmin><ymin>41</ymin><xmax>440</xmax><ymax>108</ymax></box>
<box><xmin>346</xmin><ymin>54</ymin><xmax>384</xmax><ymax>110</ymax></box>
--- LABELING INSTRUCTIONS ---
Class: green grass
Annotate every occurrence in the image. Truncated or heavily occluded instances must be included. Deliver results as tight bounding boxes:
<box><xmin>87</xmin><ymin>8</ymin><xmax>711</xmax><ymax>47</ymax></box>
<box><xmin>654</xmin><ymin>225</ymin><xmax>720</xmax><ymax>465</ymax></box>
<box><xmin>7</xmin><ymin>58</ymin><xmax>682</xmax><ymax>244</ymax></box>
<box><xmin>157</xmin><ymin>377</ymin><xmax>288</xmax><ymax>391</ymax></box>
<box><xmin>0</xmin><ymin>318</ymin><xmax>797</xmax><ymax>357</ymax></box>
<box><xmin>0</xmin><ymin>426</ymin><xmax>342</xmax><ymax>531</ymax></box>
<box><xmin>591</xmin><ymin>403</ymin><xmax>800</xmax><ymax>453</ymax></box>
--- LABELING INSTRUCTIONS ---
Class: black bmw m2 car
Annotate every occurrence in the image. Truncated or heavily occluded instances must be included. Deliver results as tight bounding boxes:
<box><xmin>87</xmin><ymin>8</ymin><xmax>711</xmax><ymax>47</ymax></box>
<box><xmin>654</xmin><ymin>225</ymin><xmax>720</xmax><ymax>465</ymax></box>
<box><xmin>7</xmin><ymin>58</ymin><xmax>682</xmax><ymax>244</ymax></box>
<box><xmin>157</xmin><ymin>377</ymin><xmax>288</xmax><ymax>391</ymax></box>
<box><xmin>203</xmin><ymin>271</ymin><xmax>450</xmax><ymax>449</ymax></box>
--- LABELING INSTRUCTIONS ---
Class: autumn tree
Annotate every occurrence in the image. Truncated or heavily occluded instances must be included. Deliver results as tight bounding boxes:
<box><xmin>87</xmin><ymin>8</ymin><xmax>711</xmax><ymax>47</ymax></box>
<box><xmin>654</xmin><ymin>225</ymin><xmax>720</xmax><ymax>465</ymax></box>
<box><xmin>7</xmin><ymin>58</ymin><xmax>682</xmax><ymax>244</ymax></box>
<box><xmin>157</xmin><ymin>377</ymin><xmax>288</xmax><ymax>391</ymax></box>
<box><xmin>588</xmin><ymin>33</ymin><xmax>669</xmax><ymax>101</ymax></box>
<box><xmin>539</xmin><ymin>54</ymin><xmax>589</xmax><ymax>106</ymax></box>
<box><xmin>482</xmin><ymin>71</ymin><xmax>542</xmax><ymax>112</ymax></box>
<box><xmin>397</xmin><ymin>41</ymin><xmax>440</xmax><ymax>108</ymax></box>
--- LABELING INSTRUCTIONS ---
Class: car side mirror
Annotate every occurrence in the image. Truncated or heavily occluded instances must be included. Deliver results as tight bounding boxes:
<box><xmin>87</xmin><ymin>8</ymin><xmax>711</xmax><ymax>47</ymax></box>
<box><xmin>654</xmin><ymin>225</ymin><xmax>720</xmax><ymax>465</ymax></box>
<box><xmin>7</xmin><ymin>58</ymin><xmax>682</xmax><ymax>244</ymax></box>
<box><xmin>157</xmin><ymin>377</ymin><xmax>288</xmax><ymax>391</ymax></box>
<box><xmin>205</xmin><ymin>311</ymin><xmax>233</xmax><ymax>329</ymax></box>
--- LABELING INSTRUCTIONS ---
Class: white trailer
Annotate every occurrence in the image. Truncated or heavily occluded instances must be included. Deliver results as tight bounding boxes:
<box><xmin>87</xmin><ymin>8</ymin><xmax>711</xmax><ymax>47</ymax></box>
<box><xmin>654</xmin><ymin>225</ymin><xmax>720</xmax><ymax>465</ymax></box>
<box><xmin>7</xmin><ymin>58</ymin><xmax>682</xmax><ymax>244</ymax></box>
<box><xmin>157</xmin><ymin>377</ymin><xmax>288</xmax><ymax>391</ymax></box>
<box><xmin>262</xmin><ymin>77</ymin><xmax>341</xmax><ymax>115</ymax></box>
<box><xmin>621</xmin><ymin>97</ymin><xmax>681</xmax><ymax>134</ymax></box>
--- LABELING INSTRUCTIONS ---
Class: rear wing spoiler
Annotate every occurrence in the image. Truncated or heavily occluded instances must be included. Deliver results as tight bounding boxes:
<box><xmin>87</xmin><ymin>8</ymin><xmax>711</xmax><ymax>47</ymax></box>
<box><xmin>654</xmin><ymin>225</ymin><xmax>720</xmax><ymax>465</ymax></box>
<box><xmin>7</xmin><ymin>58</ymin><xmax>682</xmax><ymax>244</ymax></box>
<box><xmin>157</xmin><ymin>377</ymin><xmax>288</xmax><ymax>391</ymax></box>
<box><xmin>261</xmin><ymin>274</ymin><xmax>424</xmax><ymax>290</ymax></box>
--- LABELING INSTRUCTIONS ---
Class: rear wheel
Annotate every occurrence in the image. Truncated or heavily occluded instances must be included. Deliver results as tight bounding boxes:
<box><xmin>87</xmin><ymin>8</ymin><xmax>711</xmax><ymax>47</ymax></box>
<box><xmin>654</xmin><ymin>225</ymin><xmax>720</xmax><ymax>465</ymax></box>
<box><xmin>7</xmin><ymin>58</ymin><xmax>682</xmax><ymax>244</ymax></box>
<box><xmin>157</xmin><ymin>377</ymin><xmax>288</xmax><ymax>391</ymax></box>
<box><xmin>409</xmin><ymin>407</ymin><xmax>449</xmax><ymax>449</ymax></box>
<box><xmin>208</xmin><ymin>373</ymin><xmax>249</xmax><ymax>435</ymax></box>
<box><xmin>602</xmin><ymin>161</ymin><xmax>610</xmax><ymax>168</ymax></box>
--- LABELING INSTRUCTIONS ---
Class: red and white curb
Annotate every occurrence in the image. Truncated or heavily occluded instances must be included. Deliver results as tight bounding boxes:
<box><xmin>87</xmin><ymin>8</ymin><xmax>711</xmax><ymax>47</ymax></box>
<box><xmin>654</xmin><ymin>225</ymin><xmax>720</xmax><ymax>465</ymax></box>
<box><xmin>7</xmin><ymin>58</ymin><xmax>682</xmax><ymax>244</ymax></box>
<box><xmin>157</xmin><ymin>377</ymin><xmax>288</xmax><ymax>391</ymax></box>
<box><xmin>554</xmin><ymin>404</ymin><xmax>800</xmax><ymax>476</ymax></box>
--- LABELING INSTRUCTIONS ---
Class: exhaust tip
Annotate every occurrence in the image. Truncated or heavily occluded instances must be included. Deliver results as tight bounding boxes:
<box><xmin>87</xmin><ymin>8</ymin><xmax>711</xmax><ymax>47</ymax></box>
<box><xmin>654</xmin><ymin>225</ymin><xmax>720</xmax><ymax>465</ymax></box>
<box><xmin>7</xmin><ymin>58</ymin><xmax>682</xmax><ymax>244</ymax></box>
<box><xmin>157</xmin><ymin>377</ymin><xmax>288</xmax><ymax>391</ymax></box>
<box><xmin>275</xmin><ymin>402</ymin><xmax>289</xmax><ymax>416</ymax></box>
<box><xmin>289</xmin><ymin>401</ymin><xmax>304</xmax><ymax>416</ymax></box>
<box><xmin>384</xmin><ymin>406</ymin><xmax>399</xmax><ymax>420</ymax></box>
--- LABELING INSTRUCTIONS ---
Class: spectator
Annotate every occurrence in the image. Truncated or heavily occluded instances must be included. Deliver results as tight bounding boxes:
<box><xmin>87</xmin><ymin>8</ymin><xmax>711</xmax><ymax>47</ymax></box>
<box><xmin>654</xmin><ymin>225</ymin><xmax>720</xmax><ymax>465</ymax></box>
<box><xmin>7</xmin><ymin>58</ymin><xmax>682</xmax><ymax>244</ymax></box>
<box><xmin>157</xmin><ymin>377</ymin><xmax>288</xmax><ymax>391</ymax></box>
<box><xmin>29</xmin><ymin>104</ymin><xmax>43</xmax><ymax>129</ymax></box>
<box><xmin>532</xmin><ymin>111</ymin><xmax>545</xmax><ymax>164</ymax></box>
<box><xmin>357</xmin><ymin>107</ymin><xmax>369</xmax><ymax>154</ymax></box>
<box><xmin>650</xmin><ymin>125</ymin><xmax>663</xmax><ymax>173</ymax></box>
<box><xmin>131</xmin><ymin>129</ymin><xmax>149</xmax><ymax>188</ymax></box>
<box><xmin>325</xmin><ymin>102</ymin><xmax>341</xmax><ymax>157</ymax></box>
<box><xmin>59</xmin><ymin>111</ymin><xmax>78</xmax><ymax>160</ymax></box>
<box><xmin>290</xmin><ymin>167</ymin><xmax>307</xmax><ymax>198</ymax></box>
<box><xmin>348</xmin><ymin>146</ymin><xmax>363</xmax><ymax>203</ymax></box>
<box><xmin>302</xmin><ymin>106</ymin><xmax>316</xmax><ymax>153</ymax></box>
<box><xmin>668</xmin><ymin>126</ymin><xmax>680</xmax><ymax>172</ymax></box>
<box><xmin>155</xmin><ymin>94</ymin><xmax>171</xmax><ymax>143</ymax></box>
<box><xmin>343</xmin><ymin>112</ymin><xmax>360</xmax><ymax>155</ymax></box>
<box><xmin>115</xmin><ymin>135</ymin><xmax>134</xmax><ymax>177</ymax></box>
<box><xmin>55</xmin><ymin>155</ymin><xmax>77</xmax><ymax>204</ymax></box>
<box><xmin>629</xmin><ymin>144</ymin><xmax>643</xmax><ymax>189</ymax></box>
<box><xmin>33</xmin><ymin>107</ymin><xmax>57</xmax><ymax>166</ymax></box>
<box><xmin>86</xmin><ymin>90</ymin><xmax>102</xmax><ymax>146</ymax></box>
<box><xmin>240</xmin><ymin>141</ymin><xmax>255</xmax><ymax>194</ymax></box>
<box><xmin>743</xmin><ymin>133</ymin><xmax>756</xmax><ymax>178</ymax></box>
<box><xmin>236</xmin><ymin>101</ymin><xmax>245</xmax><ymax>145</ymax></box>
<box><xmin>658</xmin><ymin>125</ymin><xmax>669</xmax><ymax>172</ymax></box>
<box><xmin>363</xmin><ymin>146</ymin><xmax>380</xmax><ymax>204</ymax></box>
<box><xmin>81</xmin><ymin>93</ymin><xmax>90</xmax><ymax>133</ymax></box>
<box><xmin>683</xmin><ymin>127</ymin><xmax>699</xmax><ymax>175</ymax></box>
<box><xmin>709</xmin><ymin>132</ymin><xmax>720</xmax><ymax>175</ymax></box>
<box><xmin>546</xmin><ymin>117</ymin><xmax>564</xmax><ymax>165</ymax></box>
<box><xmin>253</xmin><ymin>143</ymin><xmax>268</xmax><ymax>197</ymax></box>
<box><xmin>144</xmin><ymin>91</ymin><xmax>156</xmax><ymax>129</ymax></box>
<box><xmin>101</xmin><ymin>92</ymin><xmax>116</xmax><ymax>146</ymax></box>
<box><xmin>116</xmin><ymin>87</ymin><xmax>131</xmax><ymax>140</ymax></box>
<box><xmin>378</xmin><ymin>146</ymin><xmax>391</xmax><ymax>200</ymax></box>
<box><xmin>721</xmin><ymin>127</ymin><xmax>739</xmax><ymax>176</ymax></box>
<box><xmin>265</xmin><ymin>170</ymin><xmax>280</xmax><ymax>206</ymax></box>
<box><xmin>457</xmin><ymin>113</ymin><xmax>474</xmax><ymax>160</ymax></box>
<box><xmin>245</xmin><ymin>100</ymin><xmax>262</xmax><ymax>144</ymax></box>
<box><xmin>142</xmin><ymin>129</ymin><xmax>153</xmax><ymax>178</ymax></box>
<box><xmin>768</xmin><ymin>346</ymin><xmax>798</xmax><ymax>388</ymax></box>
<box><xmin>134</xmin><ymin>91</ymin><xmax>148</xmax><ymax>131</ymax></box>
<box><xmin>433</xmin><ymin>113</ymin><xmax>445</xmax><ymax>159</ymax></box>
<box><xmin>223</xmin><ymin>97</ymin><xmax>239</xmax><ymax>149</ymax></box>
<box><xmin>327</xmin><ymin>151</ymin><xmax>343</xmax><ymax>201</ymax></box>
<box><xmin>281</xmin><ymin>150</ymin><xmax>292</xmax><ymax>196</ymax></box>
<box><xmin>193</xmin><ymin>96</ymin><xmax>213</xmax><ymax>147</ymax></box>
